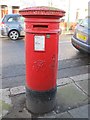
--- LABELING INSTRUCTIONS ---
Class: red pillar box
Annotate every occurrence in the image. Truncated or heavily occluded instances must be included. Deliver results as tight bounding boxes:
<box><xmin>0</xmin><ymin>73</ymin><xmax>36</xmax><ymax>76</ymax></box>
<box><xmin>19</xmin><ymin>6</ymin><xmax>65</xmax><ymax>114</ymax></box>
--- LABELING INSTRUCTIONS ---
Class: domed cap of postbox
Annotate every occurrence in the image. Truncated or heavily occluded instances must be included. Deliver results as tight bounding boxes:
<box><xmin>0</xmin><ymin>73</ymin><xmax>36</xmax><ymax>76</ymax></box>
<box><xmin>19</xmin><ymin>6</ymin><xmax>65</xmax><ymax>18</ymax></box>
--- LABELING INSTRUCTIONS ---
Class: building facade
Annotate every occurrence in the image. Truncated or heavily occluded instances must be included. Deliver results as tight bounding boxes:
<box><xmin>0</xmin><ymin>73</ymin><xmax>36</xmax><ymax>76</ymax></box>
<box><xmin>0</xmin><ymin>0</ymin><xmax>34</xmax><ymax>19</ymax></box>
<box><xmin>0</xmin><ymin>0</ymin><xmax>22</xmax><ymax>19</ymax></box>
<box><xmin>0</xmin><ymin>0</ymin><xmax>89</xmax><ymax>21</ymax></box>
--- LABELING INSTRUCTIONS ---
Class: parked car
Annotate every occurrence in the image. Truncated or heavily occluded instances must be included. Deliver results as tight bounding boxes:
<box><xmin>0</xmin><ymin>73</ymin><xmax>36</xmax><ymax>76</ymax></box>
<box><xmin>71</xmin><ymin>17</ymin><xmax>90</xmax><ymax>53</ymax></box>
<box><xmin>0</xmin><ymin>14</ymin><xmax>25</xmax><ymax>40</ymax></box>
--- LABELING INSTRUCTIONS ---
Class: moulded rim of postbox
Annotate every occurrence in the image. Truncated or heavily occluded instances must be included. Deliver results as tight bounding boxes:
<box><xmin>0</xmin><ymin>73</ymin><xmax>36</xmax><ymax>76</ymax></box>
<box><xmin>24</xmin><ymin>18</ymin><xmax>61</xmax><ymax>23</ymax></box>
<box><xmin>25</xmin><ymin>29</ymin><xmax>61</xmax><ymax>34</ymax></box>
<box><xmin>19</xmin><ymin>6</ymin><xmax>66</xmax><ymax>18</ymax></box>
<box><xmin>19</xmin><ymin>6</ymin><xmax>65</xmax><ymax>12</ymax></box>
<box><xmin>19</xmin><ymin>13</ymin><xmax>65</xmax><ymax>18</ymax></box>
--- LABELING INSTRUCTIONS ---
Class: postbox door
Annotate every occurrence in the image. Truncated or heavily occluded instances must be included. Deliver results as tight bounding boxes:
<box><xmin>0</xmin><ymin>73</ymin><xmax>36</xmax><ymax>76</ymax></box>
<box><xmin>26</xmin><ymin>32</ymin><xmax>59</xmax><ymax>91</ymax></box>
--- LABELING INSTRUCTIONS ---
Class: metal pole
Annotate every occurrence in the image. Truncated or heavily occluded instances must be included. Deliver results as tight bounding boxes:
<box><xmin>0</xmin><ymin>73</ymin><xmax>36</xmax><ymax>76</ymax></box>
<box><xmin>51</xmin><ymin>0</ymin><xmax>53</xmax><ymax>7</ymax></box>
<box><xmin>48</xmin><ymin>0</ymin><xmax>53</xmax><ymax>7</ymax></box>
<box><xmin>67</xmin><ymin>0</ymin><xmax>70</xmax><ymax>32</ymax></box>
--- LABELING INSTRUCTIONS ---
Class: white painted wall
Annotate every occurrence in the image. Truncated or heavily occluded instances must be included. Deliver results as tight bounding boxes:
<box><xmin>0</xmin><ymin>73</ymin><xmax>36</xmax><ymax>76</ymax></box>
<box><xmin>8</xmin><ymin>6</ymin><xmax>12</xmax><ymax>14</ymax></box>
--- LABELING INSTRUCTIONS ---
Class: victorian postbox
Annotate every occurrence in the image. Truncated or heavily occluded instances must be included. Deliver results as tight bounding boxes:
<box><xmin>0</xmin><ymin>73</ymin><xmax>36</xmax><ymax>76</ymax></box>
<box><xmin>19</xmin><ymin>6</ymin><xmax>65</xmax><ymax>113</ymax></box>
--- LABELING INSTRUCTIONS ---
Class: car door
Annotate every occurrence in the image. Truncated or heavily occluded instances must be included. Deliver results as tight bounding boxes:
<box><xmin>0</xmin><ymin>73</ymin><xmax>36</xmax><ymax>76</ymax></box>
<box><xmin>6</xmin><ymin>15</ymin><xmax>20</xmax><ymax>33</ymax></box>
<box><xmin>76</xmin><ymin>18</ymin><xmax>88</xmax><ymax>44</ymax></box>
<box><xmin>17</xmin><ymin>16</ymin><xmax>25</xmax><ymax>35</ymax></box>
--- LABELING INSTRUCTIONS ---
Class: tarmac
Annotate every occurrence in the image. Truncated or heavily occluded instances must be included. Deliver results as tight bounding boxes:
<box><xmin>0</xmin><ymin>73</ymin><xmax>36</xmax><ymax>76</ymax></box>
<box><xmin>0</xmin><ymin>73</ymin><xmax>90</xmax><ymax>119</ymax></box>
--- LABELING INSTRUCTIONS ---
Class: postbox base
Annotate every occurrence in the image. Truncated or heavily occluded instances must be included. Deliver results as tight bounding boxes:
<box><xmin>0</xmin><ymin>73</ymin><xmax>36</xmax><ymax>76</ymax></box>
<box><xmin>26</xmin><ymin>87</ymin><xmax>57</xmax><ymax>114</ymax></box>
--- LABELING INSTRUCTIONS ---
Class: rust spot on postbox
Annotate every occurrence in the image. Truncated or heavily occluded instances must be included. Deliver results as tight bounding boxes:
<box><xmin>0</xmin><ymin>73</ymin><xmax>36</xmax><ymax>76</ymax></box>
<box><xmin>33</xmin><ymin>60</ymin><xmax>46</xmax><ymax>72</ymax></box>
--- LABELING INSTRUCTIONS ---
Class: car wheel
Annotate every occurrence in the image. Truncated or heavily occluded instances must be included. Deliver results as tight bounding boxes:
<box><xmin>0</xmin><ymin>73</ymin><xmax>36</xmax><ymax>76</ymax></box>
<box><xmin>8</xmin><ymin>30</ymin><xmax>19</xmax><ymax>40</ymax></box>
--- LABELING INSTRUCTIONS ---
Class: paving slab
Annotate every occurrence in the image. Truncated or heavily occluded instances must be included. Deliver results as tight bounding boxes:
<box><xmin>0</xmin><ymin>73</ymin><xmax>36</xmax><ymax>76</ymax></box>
<box><xmin>0</xmin><ymin>75</ymin><xmax>2</xmax><ymax>89</ymax></box>
<box><xmin>0</xmin><ymin>88</ymin><xmax>12</xmax><ymax>119</ymax></box>
<box><xmin>55</xmin><ymin>83</ymin><xmax>88</xmax><ymax>113</ymax></box>
<box><xmin>68</xmin><ymin>104</ymin><xmax>89</xmax><ymax>118</ymax></box>
<box><xmin>1</xmin><ymin>88</ymin><xmax>10</xmax><ymax>105</ymax></box>
<box><xmin>54</xmin><ymin>111</ymin><xmax>73</xmax><ymax>118</ymax></box>
<box><xmin>70</xmin><ymin>73</ymin><xmax>89</xmax><ymax>82</ymax></box>
<box><xmin>3</xmin><ymin>94</ymin><xmax>31</xmax><ymax>118</ymax></box>
<box><xmin>10</xmin><ymin>86</ymin><xmax>25</xmax><ymax>96</ymax></box>
<box><xmin>57</xmin><ymin>77</ymin><xmax>73</xmax><ymax>86</ymax></box>
<box><xmin>38</xmin><ymin>111</ymin><xmax>73</xmax><ymax>118</ymax></box>
<box><xmin>75</xmin><ymin>80</ymin><xmax>89</xmax><ymax>96</ymax></box>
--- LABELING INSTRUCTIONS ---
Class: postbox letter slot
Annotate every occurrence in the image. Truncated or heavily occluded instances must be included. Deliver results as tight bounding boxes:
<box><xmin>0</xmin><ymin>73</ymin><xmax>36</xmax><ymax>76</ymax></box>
<box><xmin>33</xmin><ymin>25</ymin><xmax>48</xmax><ymax>28</ymax></box>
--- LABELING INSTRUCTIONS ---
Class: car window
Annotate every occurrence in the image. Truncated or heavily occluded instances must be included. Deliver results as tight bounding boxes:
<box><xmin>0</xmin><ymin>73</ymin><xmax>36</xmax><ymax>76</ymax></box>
<box><xmin>77</xmin><ymin>19</ymin><xmax>82</xmax><ymax>24</ymax></box>
<box><xmin>17</xmin><ymin>16</ymin><xmax>24</xmax><ymax>22</ymax></box>
<box><xmin>8</xmin><ymin>17</ymin><xmax>14</xmax><ymax>22</ymax></box>
<box><xmin>8</xmin><ymin>16</ymin><xmax>20</xmax><ymax>22</ymax></box>
<box><xmin>80</xmin><ymin>18</ymin><xmax>90</xmax><ymax>29</ymax></box>
<box><xmin>88</xmin><ymin>18</ymin><xmax>90</xmax><ymax>29</ymax></box>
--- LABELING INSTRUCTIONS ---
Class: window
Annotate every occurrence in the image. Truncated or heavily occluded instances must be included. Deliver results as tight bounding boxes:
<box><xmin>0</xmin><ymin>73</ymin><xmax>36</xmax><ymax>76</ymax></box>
<box><xmin>8</xmin><ymin>17</ymin><xmax>15</xmax><ymax>22</ymax></box>
<box><xmin>80</xmin><ymin>18</ymin><xmax>90</xmax><ymax>29</ymax></box>
<box><xmin>7</xmin><ymin>16</ymin><xmax>24</xmax><ymax>23</ymax></box>
<box><xmin>18</xmin><ymin>16</ymin><xmax>24</xmax><ymax>22</ymax></box>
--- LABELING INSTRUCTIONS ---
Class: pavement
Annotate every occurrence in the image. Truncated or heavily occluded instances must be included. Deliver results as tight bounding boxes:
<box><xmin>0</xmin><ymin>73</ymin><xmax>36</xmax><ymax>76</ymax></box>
<box><xmin>0</xmin><ymin>73</ymin><xmax>90</xmax><ymax>119</ymax></box>
<box><xmin>61</xmin><ymin>30</ymin><xmax>74</xmax><ymax>35</ymax></box>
